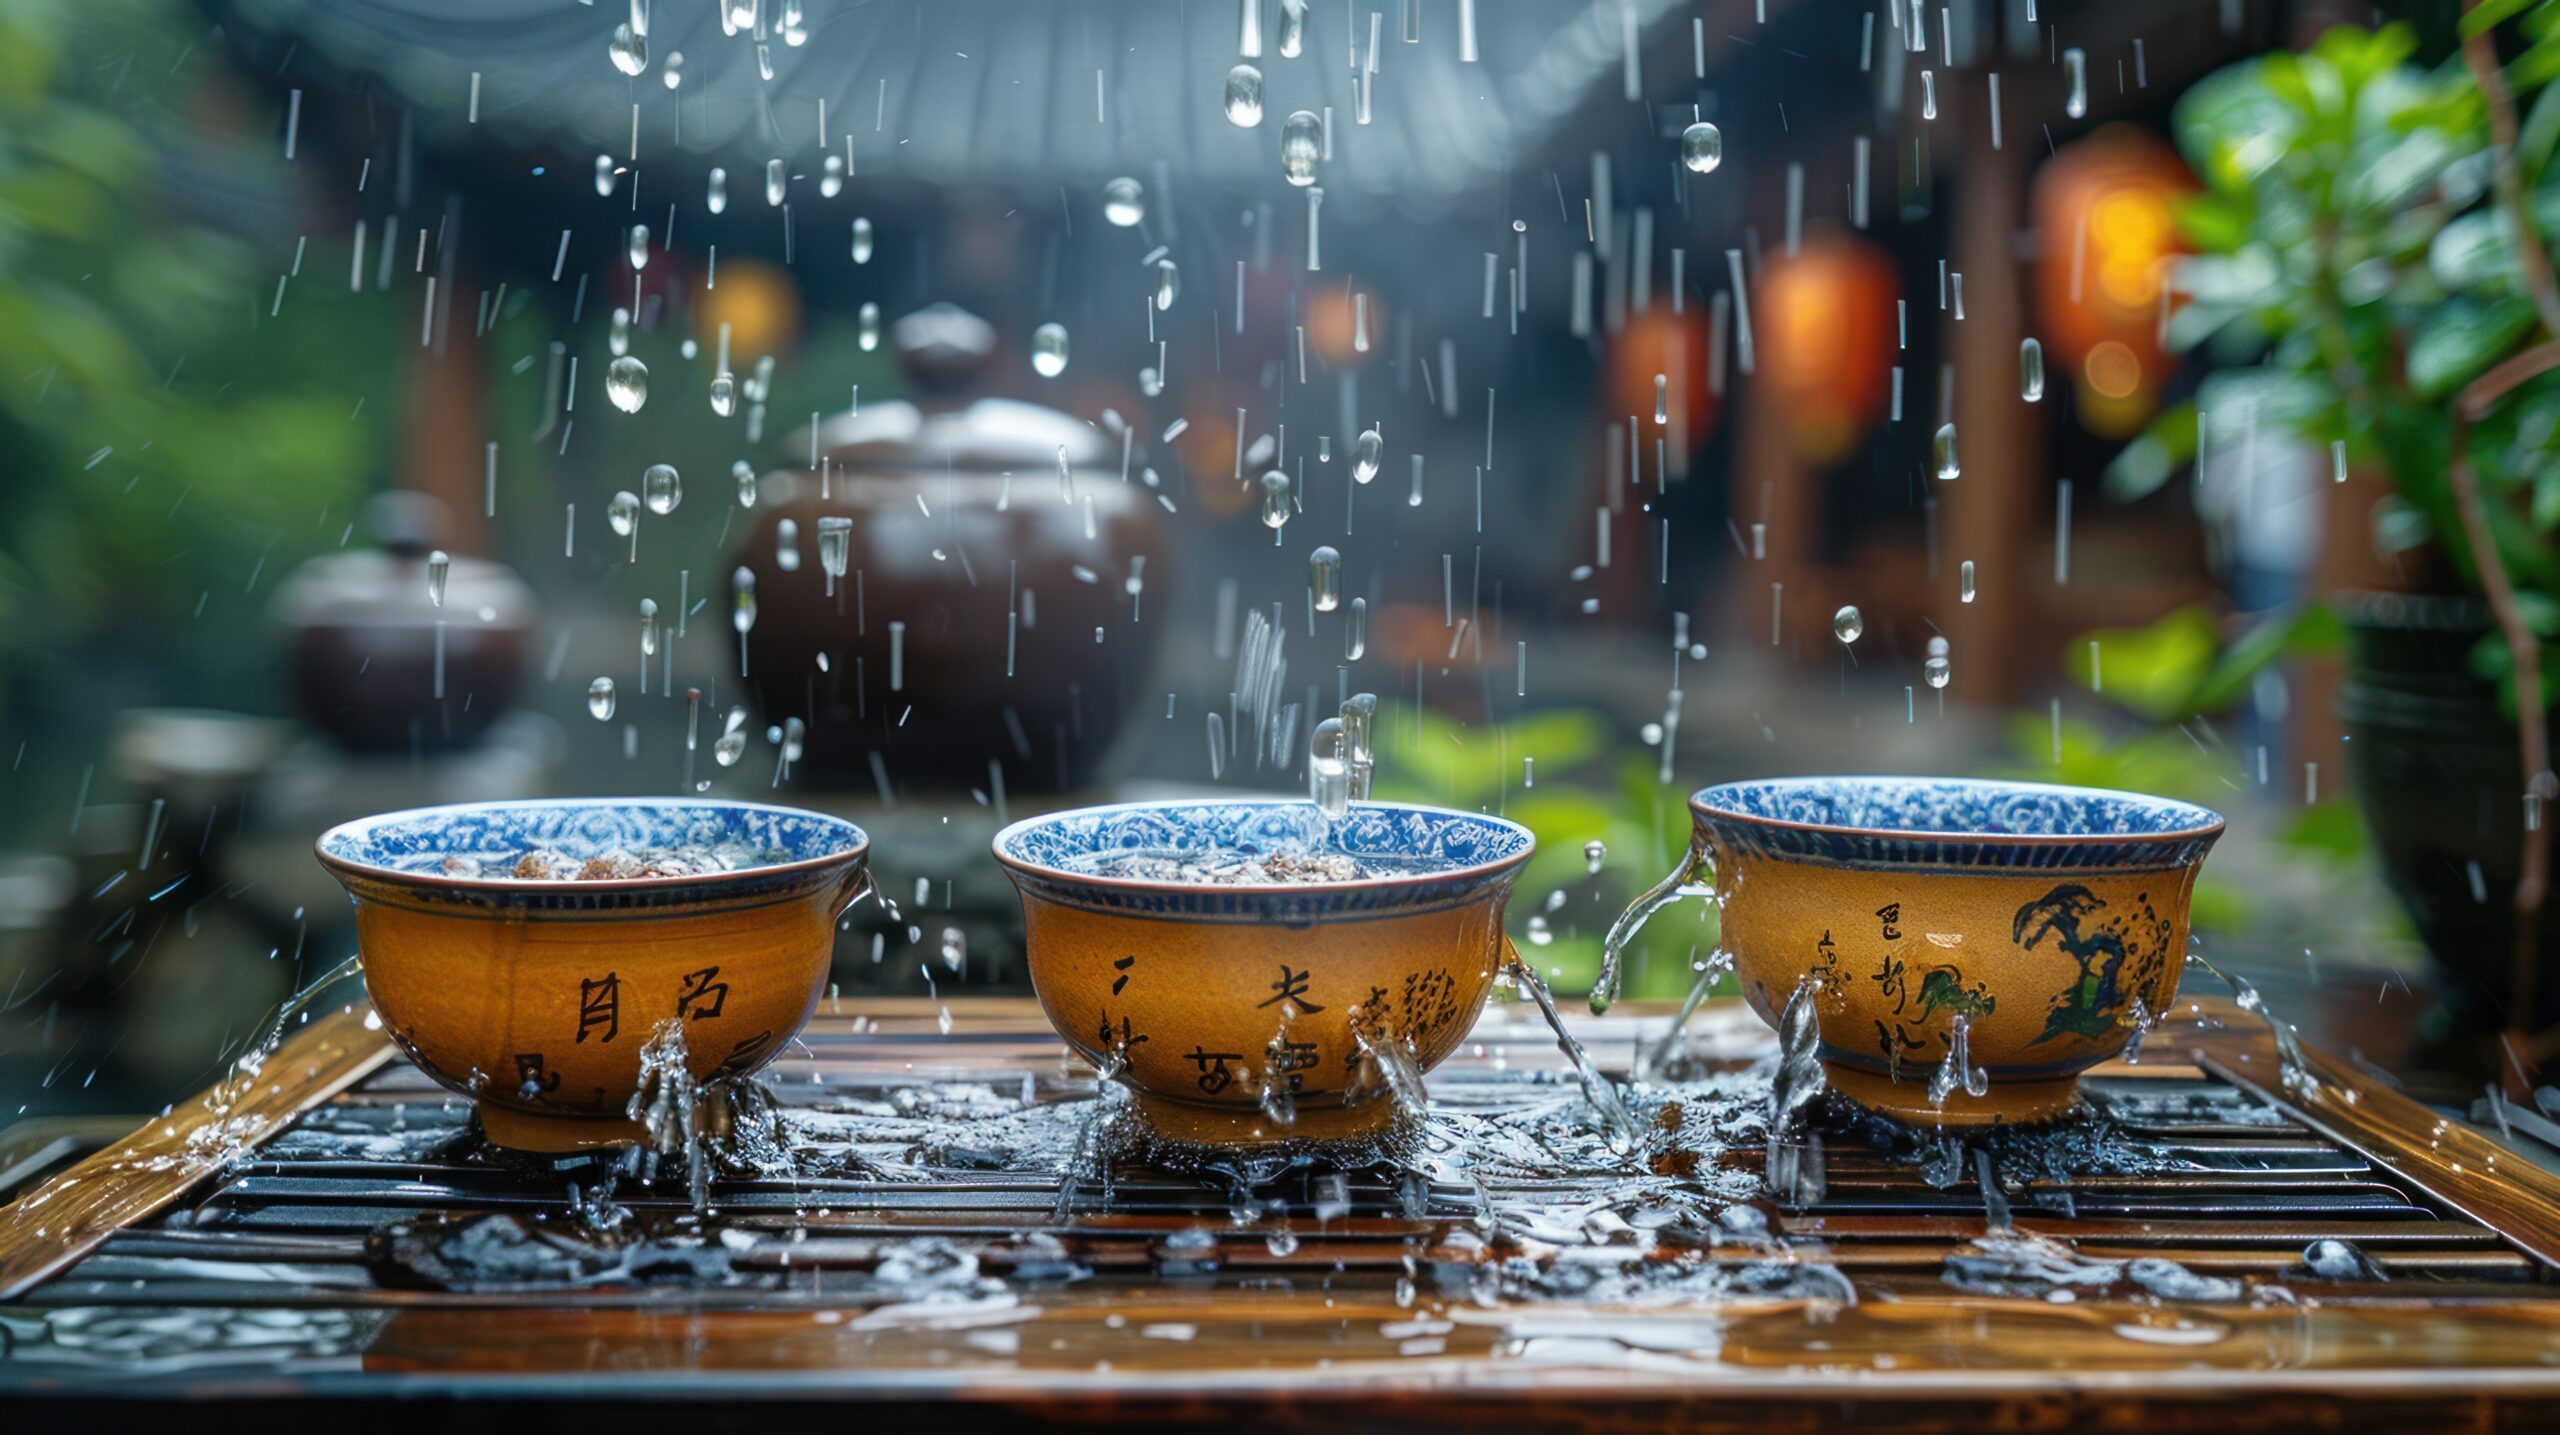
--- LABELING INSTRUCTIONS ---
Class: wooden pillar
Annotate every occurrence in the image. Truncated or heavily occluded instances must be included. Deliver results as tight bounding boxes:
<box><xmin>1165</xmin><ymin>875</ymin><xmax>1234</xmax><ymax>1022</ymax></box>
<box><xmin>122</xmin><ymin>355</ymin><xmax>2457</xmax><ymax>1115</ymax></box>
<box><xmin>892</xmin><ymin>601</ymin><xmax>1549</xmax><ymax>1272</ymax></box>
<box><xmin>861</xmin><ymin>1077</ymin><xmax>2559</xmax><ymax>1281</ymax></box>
<box><xmin>402</xmin><ymin>263</ymin><xmax>488</xmax><ymax>555</ymax></box>
<box><xmin>1942</xmin><ymin>131</ymin><xmax>2040</xmax><ymax>704</ymax></box>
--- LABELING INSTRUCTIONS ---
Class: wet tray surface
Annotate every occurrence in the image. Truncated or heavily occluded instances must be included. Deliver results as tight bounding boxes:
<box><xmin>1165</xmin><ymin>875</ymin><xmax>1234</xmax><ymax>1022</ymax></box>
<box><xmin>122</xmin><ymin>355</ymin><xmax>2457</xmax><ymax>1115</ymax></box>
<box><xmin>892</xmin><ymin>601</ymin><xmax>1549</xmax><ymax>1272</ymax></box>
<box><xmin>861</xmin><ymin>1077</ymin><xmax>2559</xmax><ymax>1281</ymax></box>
<box><xmin>5</xmin><ymin>996</ymin><xmax>2560</xmax><ymax>1431</ymax></box>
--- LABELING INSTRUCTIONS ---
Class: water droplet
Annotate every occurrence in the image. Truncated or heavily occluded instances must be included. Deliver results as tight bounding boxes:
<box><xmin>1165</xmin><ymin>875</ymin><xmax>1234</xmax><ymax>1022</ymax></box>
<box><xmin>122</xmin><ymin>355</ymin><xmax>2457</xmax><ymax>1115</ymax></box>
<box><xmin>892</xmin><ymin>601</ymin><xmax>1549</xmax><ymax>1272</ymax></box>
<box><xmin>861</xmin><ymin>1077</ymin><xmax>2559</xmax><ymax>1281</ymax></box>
<box><xmin>1102</xmin><ymin>176</ymin><xmax>1145</xmax><ymax>227</ymax></box>
<box><xmin>1832</xmin><ymin>605</ymin><xmax>1864</xmax><ymax>645</ymax></box>
<box><xmin>1309</xmin><ymin>717</ymin><xmax>1349</xmax><ymax>819</ymax></box>
<box><xmin>588</xmin><ymin>676</ymin><xmax>618</xmax><ymax>720</ymax></box>
<box><xmin>820</xmin><ymin>153</ymin><xmax>845</xmax><ymax>198</ymax></box>
<box><xmin>1279</xmin><ymin>0</ymin><xmax>1308</xmax><ymax>57</ymax></box>
<box><xmin>1920</xmin><ymin>68</ymin><xmax>1938</xmax><ymax>121</ymax></box>
<box><xmin>609</xmin><ymin>306</ymin><xmax>632</xmax><ymax>356</ymax></box>
<box><xmin>1583</xmin><ymin>839</ymin><xmax>1607</xmax><ymax>875</ymax></box>
<box><xmin>850</xmin><ymin>217</ymin><xmax>873</xmax><ymax>263</ymax></box>
<box><xmin>724</xmin><ymin>0</ymin><xmax>758</xmax><ymax>32</ymax></box>
<box><xmin>817</xmin><ymin>515</ymin><xmax>852</xmax><ymax>579</ymax></box>
<box><xmin>605</xmin><ymin>355</ymin><xmax>649</xmax><ymax>412</ymax></box>
<box><xmin>662</xmin><ymin>50</ymin><xmax>683</xmax><ymax>90</ymax></box>
<box><xmin>2020</xmin><ymin>337</ymin><xmax>2045</xmax><ymax>402</ymax></box>
<box><xmin>639</xmin><ymin>598</ymin><xmax>659</xmax><ymax>657</ymax></box>
<box><xmin>1346</xmin><ymin>596</ymin><xmax>1368</xmax><ymax>660</ymax></box>
<box><xmin>734</xmin><ymin>460</ymin><xmax>758</xmax><ymax>508</ymax></box>
<box><xmin>857</xmin><ymin>303</ymin><xmax>880</xmax><ymax>352</ymax></box>
<box><xmin>608</xmin><ymin>23</ymin><xmax>648</xmax><ymax>76</ymax></box>
<box><xmin>709</xmin><ymin>370</ymin><xmax>736</xmax><ymax>416</ymax></box>
<box><xmin>764</xmin><ymin>158</ymin><xmax>787</xmax><ymax>207</ymax></box>
<box><xmin>1526</xmin><ymin>914</ymin><xmax>1553</xmax><ymax>945</ymax></box>
<box><xmin>1932</xmin><ymin>421</ymin><xmax>1960</xmax><ymax>481</ymax></box>
<box><xmin>643</xmin><ymin>463</ymin><xmax>682</xmax><ymax>515</ymax></box>
<box><xmin>1281</xmin><ymin>111</ymin><xmax>1322</xmax><ymax>186</ymax></box>
<box><xmin>706</xmin><ymin>166</ymin><xmax>728</xmax><ymax>214</ymax></box>
<box><xmin>2063</xmin><ymin>47</ymin><xmax>2088</xmax><ymax>119</ymax></box>
<box><xmin>1259</xmin><ymin>470</ymin><xmax>1292</xmax><ymax>530</ymax></box>
<box><xmin>1309</xmin><ymin>545</ymin><xmax>1341</xmax><ymax>611</ymax></box>
<box><xmin>1031</xmin><ymin>322</ymin><xmax>1069</xmax><ymax>378</ymax></box>
<box><xmin>1959</xmin><ymin>559</ymin><xmax>1976</xmax><ymax>603</ymax></box>
<box><xmin>627</xmin><ymin>223</ymin><xmax>649</xmax><ymax>270</ymax></box>
<box><xmin>594</xmin><ymin>153</ymin><xmax>618</xmax><ymax>197</ymax></box>
<box><xmin>1223</xmin><ymin>64</ymin><xmax>1264</xmax><ymax>126</ymax></box>
<box><xmin>1680</xmin><ymin>120</ymin><xmax>1723</xmax><ymax>174</ymax></box>
<box><xmin>1352</xmin><ymin>425</ymin><xmax>1383</xmax><ymax>483</ymax></box>
<box><xmin>607</xmin><ymin>490</ymin><xmax>640</xmax><ymax>536</ymax></box>
<box><xmin>425</xmin><ymin>550</ymin><xmax>450</xmax><ymax>607</ymax></box>
<box><xmin>1924</xmin><ymin>654</ymin><xmax>1951</xmax><ymax>689</ymax></box>
<box><xmin>775</xmin><ymin>517</ymin><xmax>801</xmax><ymax>571</ymax></box>
<box><xmin>1155</xmin><ymin>258</ymin><xmax>1179</xmax><ymax>311</ymax></box>
<box><xmin>756</xmin><ymin>43</ymin><xmax>775</xmax><ymax>81</ymax></box>
<box><xmin>731</xmin><ymin>566</ymin><xmax>758</xmax><ymax>636</ymax></box>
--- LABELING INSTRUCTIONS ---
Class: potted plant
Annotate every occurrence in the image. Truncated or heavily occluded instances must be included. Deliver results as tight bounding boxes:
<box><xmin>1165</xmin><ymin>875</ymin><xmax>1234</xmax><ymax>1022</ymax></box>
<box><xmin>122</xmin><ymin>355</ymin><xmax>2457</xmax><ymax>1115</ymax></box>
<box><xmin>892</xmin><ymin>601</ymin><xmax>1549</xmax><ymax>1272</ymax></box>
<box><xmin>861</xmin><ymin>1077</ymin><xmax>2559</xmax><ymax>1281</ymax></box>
<box><xmin>2118</xmin><ymin>11</ymin><xmax>2560</xmax><ymax>1054</ymax></box>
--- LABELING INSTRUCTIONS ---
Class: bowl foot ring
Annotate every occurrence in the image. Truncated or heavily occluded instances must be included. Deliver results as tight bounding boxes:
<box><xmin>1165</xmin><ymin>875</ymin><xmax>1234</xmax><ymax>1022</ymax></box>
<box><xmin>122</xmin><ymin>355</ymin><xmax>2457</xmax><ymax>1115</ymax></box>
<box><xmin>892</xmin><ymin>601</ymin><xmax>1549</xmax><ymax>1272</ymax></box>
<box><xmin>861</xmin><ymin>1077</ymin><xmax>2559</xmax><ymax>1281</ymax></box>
<box><xmin>1822</xmin><ymin>1062</ymin><xmax>2084</xmax><ymax>1128</ymax></box>
<box><xmin>476</xmin><ymin>1102</ymin><xmax>649</xmax><ymax>1152</ymax></box>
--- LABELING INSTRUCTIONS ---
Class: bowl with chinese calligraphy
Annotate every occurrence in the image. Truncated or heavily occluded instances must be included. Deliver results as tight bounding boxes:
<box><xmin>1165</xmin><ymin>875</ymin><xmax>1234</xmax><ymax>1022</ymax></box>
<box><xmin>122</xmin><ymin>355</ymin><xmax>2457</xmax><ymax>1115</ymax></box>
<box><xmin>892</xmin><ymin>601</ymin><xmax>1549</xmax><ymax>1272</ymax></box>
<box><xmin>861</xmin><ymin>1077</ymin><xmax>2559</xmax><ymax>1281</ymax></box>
<box><xmin>317</xmin><ymin>798</ymin><xmax>870</xmax><ymax>1151</ymax></box>
<box><xmin>1649</xmin><ymin>777</ymin><xmax>2222</xmax><ymax>1127</ymax></box>
<box><xmin>993</xmin><ymin>799</ymin><xmax>1534</xmax><ymax>1148</ymax></box>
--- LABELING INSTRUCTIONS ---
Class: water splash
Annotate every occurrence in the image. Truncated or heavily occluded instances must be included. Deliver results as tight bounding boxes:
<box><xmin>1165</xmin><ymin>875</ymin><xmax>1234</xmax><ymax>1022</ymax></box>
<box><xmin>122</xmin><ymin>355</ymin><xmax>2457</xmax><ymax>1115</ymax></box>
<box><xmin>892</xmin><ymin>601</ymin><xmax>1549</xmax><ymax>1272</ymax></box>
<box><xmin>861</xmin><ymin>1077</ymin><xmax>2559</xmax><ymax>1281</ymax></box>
<box><xmin>1765</xmin><ymin>974</ymin><xmax>1828</xmax><ymax>1203</ymax></box>
<box><xmin>2187</xmin><ymin>951</ymin><xmax>2319</xmax><ymax>1098</ymax></box>
<box><xmin>1631</xmin><ymin>947</ymin><xmax>1734</xmax><ymax>1082</ymax></box>
<box><xmin>1926</xmin><ymin>1011</ymin><xmax>1988</xmax><ymax>1110</ymax></box>
<box><xmin>1592</xmin><ymin>840</ymin><xmax>1713</xmax><ymax>1014</ymax></box>
<box><xmin>1504</xmin><ymin>954</ymin><xmax>1639</xmax><ymax>1156</ymax></box>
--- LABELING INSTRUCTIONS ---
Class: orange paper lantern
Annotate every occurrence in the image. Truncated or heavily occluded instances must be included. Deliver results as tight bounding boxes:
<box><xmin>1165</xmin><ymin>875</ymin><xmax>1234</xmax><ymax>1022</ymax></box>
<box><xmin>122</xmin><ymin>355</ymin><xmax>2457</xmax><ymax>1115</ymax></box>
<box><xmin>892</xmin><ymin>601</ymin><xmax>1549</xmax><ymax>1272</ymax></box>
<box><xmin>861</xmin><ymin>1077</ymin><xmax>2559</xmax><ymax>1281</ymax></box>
<box><xmin>1757</xmin><ymin>229</ymin><xmax>1899</xmax><ymax>464</ymax></box>
<box><xmin>2032</xmin><ymin>127</ymin><xmax>2194</xmax><ymax>436</ymax></box>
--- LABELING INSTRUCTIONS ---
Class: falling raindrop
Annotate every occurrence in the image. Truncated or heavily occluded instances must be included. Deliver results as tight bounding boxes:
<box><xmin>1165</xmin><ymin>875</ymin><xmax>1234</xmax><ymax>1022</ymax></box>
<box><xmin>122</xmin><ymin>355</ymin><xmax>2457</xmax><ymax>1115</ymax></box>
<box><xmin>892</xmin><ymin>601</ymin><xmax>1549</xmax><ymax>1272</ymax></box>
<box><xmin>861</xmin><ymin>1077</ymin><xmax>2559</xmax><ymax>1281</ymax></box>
<box><xmin>1281</xmin><ymin>111</ymin><xmax>1322</xmax><ymax>186</ymax></box>
<box><xmin>756</xmin><ymin>44</ymin><xmax>774</xmax><ymax>81</ymax></box>
<box><xmin>1102</xmin><ymin>176</ymin><xmax>1146</xmax><ymax>227</ymax></box>
<box><xmin>1352</xmin><ymin>425</ymin><xmax>1383</xmax><ymax>483</ymax></box>
<box><xmin>850</xmin><ymin>217</ymin><xmax>873</xmax><ymax>263</ymax></box>
<box><xmin>1155</xmin><ymin>258</ymin><xmax>1179</xmax><ymax>311</ymax></box>
<box><xmin>1309</xmin><ymin>717</ymin><xmax>1349</xmax><ymax>819</ymax></box>
<box><xmin>858</xmin><ymin>302</ymin><xmax>881</xmax><ymax>351</ymax></box>
<box><xmin>764</xmin><ymin>158</ymin><xmax>787</xmax><ymax>207</ymax></box>
<box><xmin>627</xmin><ymin>223</ymin><xmax>649</xmax><ymax>270</ymax></box>
<box><xmin>605</xmin><ymin>355</ymin><xmax>649</xmax><ymax>413</ymax></box>
<box><xmin>820</xmin><ymin>154</ymin><xmax>845</xmax><ymax>198</ymax></box>
<box><xmin>1680</xmin><ymin>120</ymin><xmax>1723</xmax><ymax>174</ymax></box>
<box><xmin>1031</xmin><ymin>322</ymin><xmax>1070</xmax><ymax>378</ymax></box>
<box><xmin>1920</xmin><ymin>69</ymin><xmax>1937</xmax><ymax>120</ymax></box>
<box><xmin>1279</xmin><ymin>0</ymin><xmax>1308</xmax><ymax>57</ymax></box>
<box><xmin>662</xmin><ymin>50</ymin><xmax>683</xmax><ymax>89</ymax></box>
<box><xmin>731</xmin><ymin>567</ymin><xmax>758</xmax><ymax>636</ymax></box>
<box><xmin>609</xmin><ymin>307</ymin><xmax>632</xmax><ymax>356</ymax></box>
<box><xmin>817</xmin><ymin>515</ymin><xmax>852</xmax><ymax>581</ymax></box>
<box><xmin>425</xmin><ymin>550</ymin><xmax>450</xmax><ymax>607</ymax></box>
<box><xmin>1925</xmin><ymin>654</ymin><xmax>1951</xmax><ymax>689</ymax></box>
<box><xmin>1959</xmin><ymin>560</ymin><xmax>1977</xmax><ymax>604</ymax></box>
<box><xmin>643</xmin><ymin>463</ymin><xmax>682</xmax><ymax>515</ymax></box>
<box><xmin>608</xmin><ymin>23</ymin><xmax>648</xmax><ymax>76</ymax></box>
<box><xmin>640</xmin><ymin>598</ymin><xmax>659</xmax><ymax>657</ymax></box>
<box><xmin>607</xmin><ymin>490</ymin><xmax>640</xmax><ymax>537</ymax></box>
<box><xmin>2063</xmin><ymin>47</ymin><xmax>2088</xmax><ymax>119</ymax></box>
<box><xmin>1309</xmin><ymin>545</ymin><xmax>1341</xmax><ymax>611</ymax></box>
<box><xmin>1832</xmin><ymin>605</ymin><xmax>1865</xmax><ymax>646</ymax></box>
<box><xmin>714</xmin><ymin>708</ymin><xmax>749</xmax><ymax>766</ymax></box>
<box><xmin>775</xmin><ymin>518</ymin><xmax>800</xmax><ymax>571</ymax></box>
<box><xmin>1932</xmin><ymin>422</ymin><xmax>1960</xmax><ymax>481</ymax></box>
<box><xmin>734</xmin><ymin>459</ymin><xmax>758</xmax><ymax>508</ymax></box>
<box><xmin>2020</xmin><ymin>337</ymin><xmax>2046</xmax><ymax>402</ymax></box>
<box><xmin>707</xmin><ymin>166</ymin><xmax>728</xmax><ymax>213</ymax></box>
<box><xmin>1346</xmin><ymin>597</ymin><xmax>1369</xmax><ymax>660</ymax></box>
<box><xmin>1259</xmin><ymin>470</ymin><xmax>1292</xmax><ymax>529</ymax></box>
<box><xmin>594</xmin><ymin>153</ymin><xmax>618</xmax><ymax>197</ymax></box>
<box><xmin>1224</xmin><ymin>64</ymin><xmax>1265</xmax><ymax>127</ymax></box>
<box><xmin>1583</xmin><ymin>839</ymin><xmax>1607</xmax><ymax>875</ymax></box>
<box><xmin>709</xmin><ymin>370</ymin><xmax>736</xmax><ymax>416</ymax></box>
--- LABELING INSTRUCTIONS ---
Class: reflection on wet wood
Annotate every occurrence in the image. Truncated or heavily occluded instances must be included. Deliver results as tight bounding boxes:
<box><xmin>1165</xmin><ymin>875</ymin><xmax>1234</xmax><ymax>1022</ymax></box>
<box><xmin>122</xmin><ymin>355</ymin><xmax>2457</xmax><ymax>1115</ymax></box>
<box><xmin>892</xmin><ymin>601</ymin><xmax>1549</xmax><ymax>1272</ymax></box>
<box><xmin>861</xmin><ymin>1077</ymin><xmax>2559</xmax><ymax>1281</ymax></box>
<box><xmin>0</xmin><ymin>1005</ymin><xmax>393</xmax><ymax>1300</ymax></box>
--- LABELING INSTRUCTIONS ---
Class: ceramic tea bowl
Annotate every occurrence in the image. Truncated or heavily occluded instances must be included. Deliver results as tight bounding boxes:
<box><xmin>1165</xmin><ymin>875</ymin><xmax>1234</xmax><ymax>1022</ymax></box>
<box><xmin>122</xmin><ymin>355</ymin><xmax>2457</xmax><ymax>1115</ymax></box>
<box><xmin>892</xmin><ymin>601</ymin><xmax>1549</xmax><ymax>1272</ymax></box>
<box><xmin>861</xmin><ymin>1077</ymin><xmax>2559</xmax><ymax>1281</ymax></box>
<box><xmin>992</xmin><ymin>800</ymin><xmax>1534</xmax><ymax>1148</ymax></box>
<box><xmin>1688</xmin><ymin>776</ymin><xmax>2222</xmax><ymax>1126</ymax></box>
<box><xmin>316</xmin><ymin>799</ymin><xmax>869</xmax><ymax>1151</ymax></box>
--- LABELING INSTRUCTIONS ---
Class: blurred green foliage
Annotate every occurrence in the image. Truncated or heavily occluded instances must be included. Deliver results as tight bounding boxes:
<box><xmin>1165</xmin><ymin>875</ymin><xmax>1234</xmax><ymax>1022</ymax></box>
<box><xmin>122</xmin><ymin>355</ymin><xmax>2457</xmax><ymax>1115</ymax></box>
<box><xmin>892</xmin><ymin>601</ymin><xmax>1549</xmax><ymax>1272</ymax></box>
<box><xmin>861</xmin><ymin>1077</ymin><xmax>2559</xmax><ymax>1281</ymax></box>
<box><xmin>2118</xmin><ymin>17</ymin><xmax>2560</xmax><ymax>707</ymax></box>
<box><xmin>1372</xmin><ymin>701</ymin><xmax>1717</xmax><ymax>1001</ymax></box>
<box><xmin>0</xmin><ymin>0</ymin><xmax>376</xmax><ymax>711</ymax></box>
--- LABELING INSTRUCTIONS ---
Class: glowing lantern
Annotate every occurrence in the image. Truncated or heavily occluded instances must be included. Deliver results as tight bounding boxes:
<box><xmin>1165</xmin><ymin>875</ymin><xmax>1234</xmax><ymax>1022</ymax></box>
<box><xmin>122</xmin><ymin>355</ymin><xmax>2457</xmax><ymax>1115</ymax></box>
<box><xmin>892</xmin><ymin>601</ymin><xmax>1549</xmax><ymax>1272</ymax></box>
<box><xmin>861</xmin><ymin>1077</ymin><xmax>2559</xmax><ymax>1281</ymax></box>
<box><xmin>1605</xmin><ymin>307</ymin><xmax>1720</xmax><ymax>454</ymax></box>
<box><xmin>692</xmin><ymin>257</ymin><xmax>803</xmax><ymax>359</ymax></box>
<box><xmin>1757</xmin><ymin>229</ymin><xmax>1899</xmax><ymax>464</ymax></box>
<box><xmin>2033</xmin><ymin>126</ymin><xmax>2194</xmax><ymax>436</ymax></box>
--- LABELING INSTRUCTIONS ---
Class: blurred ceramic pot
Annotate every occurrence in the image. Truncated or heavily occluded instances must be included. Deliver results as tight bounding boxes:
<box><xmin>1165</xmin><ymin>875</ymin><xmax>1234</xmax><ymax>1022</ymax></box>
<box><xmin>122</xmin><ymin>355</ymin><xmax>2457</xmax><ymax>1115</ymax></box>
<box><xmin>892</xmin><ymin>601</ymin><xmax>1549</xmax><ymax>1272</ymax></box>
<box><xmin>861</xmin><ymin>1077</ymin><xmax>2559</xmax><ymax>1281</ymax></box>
<box><xmin>734</xmin><ymin>304</ymin><xmax>1164</xmax><ymax>793</ymax></box>
<box><xmin>270</xmin><ymin>493</ymin><xmax>532</xmax><ymax>753</ymax></box>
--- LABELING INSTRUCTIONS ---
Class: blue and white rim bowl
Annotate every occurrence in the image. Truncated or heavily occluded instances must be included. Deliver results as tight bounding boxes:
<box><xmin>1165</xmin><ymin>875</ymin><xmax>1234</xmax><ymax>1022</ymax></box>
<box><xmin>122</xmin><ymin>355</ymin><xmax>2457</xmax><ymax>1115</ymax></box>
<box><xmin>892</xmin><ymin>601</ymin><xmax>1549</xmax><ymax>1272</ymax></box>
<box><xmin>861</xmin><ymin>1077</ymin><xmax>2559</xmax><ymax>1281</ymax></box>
<box><xmin>1688</xmin><ymin>777</ymin><xmax>2224</xmax><ymax>874</ymax></box>
<box><xmin>316</xmin><ymin>798</ymin><xmax>870</xmax><ymax>913</ymax></box>
<box><xmin>991</xmin><ymin>799</ymin><xmax>1536</xmax><ymax>923</ymax></box>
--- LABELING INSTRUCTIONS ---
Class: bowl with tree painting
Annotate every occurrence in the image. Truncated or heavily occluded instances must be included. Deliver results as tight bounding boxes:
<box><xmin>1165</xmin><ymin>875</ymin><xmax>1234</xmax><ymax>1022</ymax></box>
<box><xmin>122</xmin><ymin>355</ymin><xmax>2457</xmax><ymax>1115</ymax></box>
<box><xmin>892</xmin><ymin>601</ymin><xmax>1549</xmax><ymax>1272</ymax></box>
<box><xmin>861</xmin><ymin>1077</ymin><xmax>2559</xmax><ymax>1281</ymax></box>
<box><xmin>317</xmin><ymin>798</ymin><xmax>870</xmax><ymax>1151</ymax></box>
<box><xmin>1614</xmin><ymin>777</ymin><xmax>2222</xmax><ymax>1126</ymax></box>
<box><xmin>992</xmin><ymin>799</ymin><xmax>1535</xmax><ymax>1148</ymax></box>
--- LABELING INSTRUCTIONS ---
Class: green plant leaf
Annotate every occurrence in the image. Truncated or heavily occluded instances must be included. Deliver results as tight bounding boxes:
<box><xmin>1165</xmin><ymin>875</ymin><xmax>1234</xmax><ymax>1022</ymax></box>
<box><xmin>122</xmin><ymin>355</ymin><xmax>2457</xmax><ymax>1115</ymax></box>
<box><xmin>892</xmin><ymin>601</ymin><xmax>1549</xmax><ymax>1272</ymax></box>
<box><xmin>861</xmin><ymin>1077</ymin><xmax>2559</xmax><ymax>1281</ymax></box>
<box><xmin>2463</xmin><ymin>0</ymin><xmax>2539</xmax><ymax>40</ymax></box>
<box><xmin>2407</xmin><ymin>294</ymin><xmax>2538</xmax><ymax>397</ymax></box>
<box><xmin>2068</xmin><ymin>606</ymin><xmax>2221</xmax><ymax>722</ymax></box>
